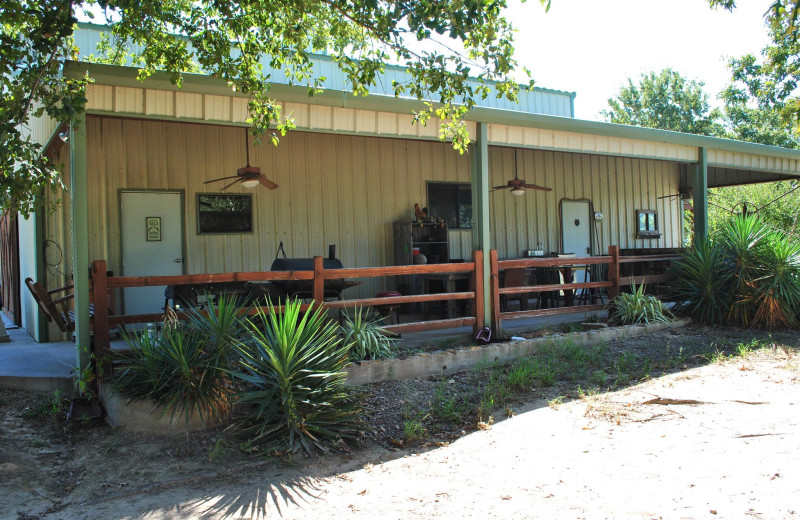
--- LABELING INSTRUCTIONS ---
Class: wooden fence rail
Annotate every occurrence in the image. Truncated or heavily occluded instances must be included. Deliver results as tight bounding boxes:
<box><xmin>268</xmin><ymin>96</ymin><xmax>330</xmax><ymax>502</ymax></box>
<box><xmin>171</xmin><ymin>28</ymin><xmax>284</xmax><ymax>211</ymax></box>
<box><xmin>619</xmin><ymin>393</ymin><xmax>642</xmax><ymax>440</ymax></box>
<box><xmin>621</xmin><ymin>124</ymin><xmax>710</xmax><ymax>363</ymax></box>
<box><xmin>89</xmin><ymin>250</ymin><xmax>485</xmax><ymax>376</ymax></box>
<box><xmin>88</xmin><ymin>246</ymin><xmax>679</xmax><ymax>378</ymax></box>
<box><xmin>489</xmin><ymin>246</ymin><xmax>680</xmax><ymax>334</ymax></box>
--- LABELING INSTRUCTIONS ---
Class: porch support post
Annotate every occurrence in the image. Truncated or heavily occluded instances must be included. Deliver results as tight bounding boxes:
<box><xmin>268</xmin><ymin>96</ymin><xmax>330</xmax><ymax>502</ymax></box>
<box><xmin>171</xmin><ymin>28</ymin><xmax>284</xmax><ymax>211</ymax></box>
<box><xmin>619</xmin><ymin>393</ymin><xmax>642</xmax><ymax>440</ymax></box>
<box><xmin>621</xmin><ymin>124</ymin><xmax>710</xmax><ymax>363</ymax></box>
<box><xmin>471</xmin><ymin>122</ymin><xmax>491</xmax><ymax>327</ymax></box>
<box><xmin>694</xmin><ymin>146</ymin><xmax>709</xmax><ymax>243</ymax></box>
<box><xmin>70</xmin><ymin>113</ymin><xmax>91</xmax><ymax>388</ymax></box>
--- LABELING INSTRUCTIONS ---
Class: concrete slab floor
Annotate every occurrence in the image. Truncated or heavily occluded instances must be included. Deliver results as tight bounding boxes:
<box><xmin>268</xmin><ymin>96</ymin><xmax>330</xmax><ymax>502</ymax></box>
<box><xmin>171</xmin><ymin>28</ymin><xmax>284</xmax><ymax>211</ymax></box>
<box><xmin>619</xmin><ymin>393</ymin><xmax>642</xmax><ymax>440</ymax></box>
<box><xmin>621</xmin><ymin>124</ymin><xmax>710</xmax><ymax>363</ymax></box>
<box><xmin>0</xmin><ymin>307</ymin><xmax>607</xmax><ymax>394</ymax></box>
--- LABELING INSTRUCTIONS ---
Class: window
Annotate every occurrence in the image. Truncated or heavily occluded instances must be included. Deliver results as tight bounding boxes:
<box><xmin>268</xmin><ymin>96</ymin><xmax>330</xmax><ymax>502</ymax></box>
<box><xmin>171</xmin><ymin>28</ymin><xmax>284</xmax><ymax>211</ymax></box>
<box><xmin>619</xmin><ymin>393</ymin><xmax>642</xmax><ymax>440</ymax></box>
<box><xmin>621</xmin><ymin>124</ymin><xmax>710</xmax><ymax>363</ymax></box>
<box><xmin>636</xmin><ymin>209</ymin><xmax>660</xmax><ymax>238</ymax></box>
<box><xmin>197</xmin><ymin>193</ymin><xmax>253</xmax><ymax>233</ymax></box>
<box><xmin>427</xmin><ymin>182</ymin><xmax>472</xmax><ymax>229</ymax></box>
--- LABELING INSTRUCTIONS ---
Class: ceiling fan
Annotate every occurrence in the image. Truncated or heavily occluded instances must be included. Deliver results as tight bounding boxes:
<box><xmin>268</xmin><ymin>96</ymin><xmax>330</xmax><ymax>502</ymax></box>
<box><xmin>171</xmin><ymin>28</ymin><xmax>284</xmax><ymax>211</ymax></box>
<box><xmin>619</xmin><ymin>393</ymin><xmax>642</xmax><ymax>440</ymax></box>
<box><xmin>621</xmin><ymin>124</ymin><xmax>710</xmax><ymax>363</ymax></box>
<box><xmin>492</xmin><ymin>150</ymin><xmax>552</xmax><ymax>196</ymax></box>
<box><xmin>204</xmin><ymin>128</ymin><xmax>278</xmax><ymax>191</ymax></box>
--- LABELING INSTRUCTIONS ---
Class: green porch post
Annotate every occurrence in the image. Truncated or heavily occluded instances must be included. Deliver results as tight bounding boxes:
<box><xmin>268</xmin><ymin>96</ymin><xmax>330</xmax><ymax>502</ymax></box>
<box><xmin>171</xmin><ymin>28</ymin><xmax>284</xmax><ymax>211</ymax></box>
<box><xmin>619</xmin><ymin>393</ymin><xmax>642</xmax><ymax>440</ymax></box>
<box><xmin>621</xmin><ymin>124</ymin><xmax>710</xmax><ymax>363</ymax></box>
<box><xmin>471</xmin><ymin>122</ymin><xmax>491</xmax><ymax>326</ymax></box>
<box><xmin>694</xmin><ymin>147</ymin><xmax>709</xmax><ymax>243</ymax></box>
<box><xmin>70</xmin><ymin>114</ymin><xmax>91</xmax><ymax>387</ymax></box>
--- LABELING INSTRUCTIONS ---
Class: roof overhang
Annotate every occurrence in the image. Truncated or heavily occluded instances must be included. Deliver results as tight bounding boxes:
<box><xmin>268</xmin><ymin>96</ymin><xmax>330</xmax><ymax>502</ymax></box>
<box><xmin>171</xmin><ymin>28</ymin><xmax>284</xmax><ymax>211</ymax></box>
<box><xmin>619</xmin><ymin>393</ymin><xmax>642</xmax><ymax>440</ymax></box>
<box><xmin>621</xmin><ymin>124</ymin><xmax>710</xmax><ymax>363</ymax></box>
<box><xmin>63</xmin><ymin>61</ymin><xmax>800</xmax><ymax>188</ymax></box>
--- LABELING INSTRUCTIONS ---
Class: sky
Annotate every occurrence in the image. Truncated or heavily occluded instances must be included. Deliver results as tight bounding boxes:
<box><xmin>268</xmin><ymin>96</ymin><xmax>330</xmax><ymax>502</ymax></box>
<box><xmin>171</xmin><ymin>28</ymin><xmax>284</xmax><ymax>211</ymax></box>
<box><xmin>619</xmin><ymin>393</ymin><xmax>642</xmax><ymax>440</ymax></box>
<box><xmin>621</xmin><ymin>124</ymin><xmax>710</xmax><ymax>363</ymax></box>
<box><xmin>504</xmin><ymin>0</ymin><xmax>774</xmax><ymax>120</ymax></box>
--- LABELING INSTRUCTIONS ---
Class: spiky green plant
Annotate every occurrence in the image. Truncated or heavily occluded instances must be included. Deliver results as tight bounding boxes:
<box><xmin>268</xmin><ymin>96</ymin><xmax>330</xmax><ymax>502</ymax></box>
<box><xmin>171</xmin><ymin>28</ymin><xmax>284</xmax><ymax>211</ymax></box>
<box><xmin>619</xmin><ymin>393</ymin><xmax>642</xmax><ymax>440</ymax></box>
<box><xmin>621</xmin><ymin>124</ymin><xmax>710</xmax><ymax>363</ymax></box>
<box><xmin>670</xmin><ymin>238</ymin><xmax>733</xmax><ymax>325</ymax></box>
<box><xmin>341</xmin><ymin>305</ymin><xmax>397</xmax><ymax>361</ymax></box>
<box><xmin>720</xmin><ymin>214</ymin><xmax>770</xmax><ymax>325</ymax></box>
<box><xmin>182</xmin><ymin>293</ymin><xmax>249</xmax><ymax>363</ymax></box>
<box><xmin>229</xmin><ymin>299</ymin><xmax>362</xmax><ymax>454</ymax></box>
<box><xmin>750</xmin><ymin>229</ymin><xmax>800</xmax><ymax>328</ymax></box>
<box><xmin>608</xmin><ymin>283</ymin><xmax>673</xmax><ymax>326</ymax></box>
<box><xmin>672</xmin><ymin>214</ymin><xmax>800</xmax><ymax>329</ymax></box>
<box><xmin>111</xmin><ymin>294</ymin><xmax>247</xmax><ymax>424</ymax></box>
<box><xmin>112</xmin><ymin>326</ymin><xmax>233</xmax><ymax>425</ymax></box>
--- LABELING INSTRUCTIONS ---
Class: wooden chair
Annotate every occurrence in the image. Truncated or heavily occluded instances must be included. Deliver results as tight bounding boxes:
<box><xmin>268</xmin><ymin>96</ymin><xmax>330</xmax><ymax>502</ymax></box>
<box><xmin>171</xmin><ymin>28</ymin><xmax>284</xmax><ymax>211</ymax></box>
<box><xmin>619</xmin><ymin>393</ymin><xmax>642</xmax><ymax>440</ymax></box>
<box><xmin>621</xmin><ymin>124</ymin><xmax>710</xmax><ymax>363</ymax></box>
<box><xmin>501</xmin><ymin>268</ymin><xmax>531</xmax><ymax>312</ymax></box>
<box><xmin>24</xmin><ymin>278</ymin><xmax>94</xmax><ymax>334</ymax></box>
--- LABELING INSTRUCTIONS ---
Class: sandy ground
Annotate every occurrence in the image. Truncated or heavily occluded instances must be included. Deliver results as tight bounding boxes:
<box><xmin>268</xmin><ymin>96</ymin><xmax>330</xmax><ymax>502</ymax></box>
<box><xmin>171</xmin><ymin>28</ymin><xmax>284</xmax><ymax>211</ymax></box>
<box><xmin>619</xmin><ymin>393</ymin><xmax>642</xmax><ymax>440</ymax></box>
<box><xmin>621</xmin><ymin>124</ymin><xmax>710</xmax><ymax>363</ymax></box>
<box><xmin>6</xmin><ymin>346</ymin><xmax>796</xmax><ymax>520</ymax></box>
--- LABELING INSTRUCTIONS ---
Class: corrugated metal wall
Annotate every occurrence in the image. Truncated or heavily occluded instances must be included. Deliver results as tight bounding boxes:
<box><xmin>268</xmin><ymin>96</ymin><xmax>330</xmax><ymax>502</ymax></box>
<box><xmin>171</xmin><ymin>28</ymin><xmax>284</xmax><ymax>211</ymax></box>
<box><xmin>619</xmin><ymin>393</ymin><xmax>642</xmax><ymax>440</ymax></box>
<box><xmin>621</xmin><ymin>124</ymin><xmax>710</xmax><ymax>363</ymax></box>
<box><xmin>488</xmin><ymin>147</ymin><xmax>682</xmax><ymax>257</ymax></box>
<box><xmin>73</xmin><ymin>117</ymin><xmax>681</xmax><ymax>301</ymax></box>
<box><xmin>41</xmin><ymin>144</ymin><xmax>74</xmax><ymax>340</ymax></box>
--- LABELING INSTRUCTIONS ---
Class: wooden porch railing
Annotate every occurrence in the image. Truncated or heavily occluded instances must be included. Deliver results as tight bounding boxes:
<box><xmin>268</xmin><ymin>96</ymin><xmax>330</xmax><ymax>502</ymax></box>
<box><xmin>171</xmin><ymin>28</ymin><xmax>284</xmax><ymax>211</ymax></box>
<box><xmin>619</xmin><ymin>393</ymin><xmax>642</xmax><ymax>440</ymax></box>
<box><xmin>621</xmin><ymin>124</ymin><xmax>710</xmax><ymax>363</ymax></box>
<box><xmin>489</xmin><ymin>246</ymin><xmax>680</xmax><ymax>334</ymax></box>
<box><xmin>89</xmin><ymin>250</ymin><xmax>484</xmax><ymax>375</ymax></box>
<box><xmin>88</xmin><ymin>246</ymin><xmax>679</xmax><ymax>378</ymax></box>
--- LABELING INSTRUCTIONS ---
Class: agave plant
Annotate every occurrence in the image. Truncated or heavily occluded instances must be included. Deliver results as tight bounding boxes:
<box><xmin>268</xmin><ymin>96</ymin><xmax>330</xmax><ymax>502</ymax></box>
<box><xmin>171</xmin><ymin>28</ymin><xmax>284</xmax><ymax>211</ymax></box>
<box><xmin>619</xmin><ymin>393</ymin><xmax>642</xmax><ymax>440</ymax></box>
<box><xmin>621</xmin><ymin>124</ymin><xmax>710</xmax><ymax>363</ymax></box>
<box><xmin>608</xmin><ymin>283</ymin><xmax>673</xmax><ymax>326</ymax></box>
<box><xmin>229</xmin><ymin>299</ymin><xmax>362</xmax><ymax>454</ymax></box>
<box><xmin>341</xmin><ymin>305</ymin><xmax>397</xmax><ymax>361</ymax></box>
<box><xmin>670</xmin><ymin>238</ymin><xmax>733</xmax><ymax>325</ymax></box>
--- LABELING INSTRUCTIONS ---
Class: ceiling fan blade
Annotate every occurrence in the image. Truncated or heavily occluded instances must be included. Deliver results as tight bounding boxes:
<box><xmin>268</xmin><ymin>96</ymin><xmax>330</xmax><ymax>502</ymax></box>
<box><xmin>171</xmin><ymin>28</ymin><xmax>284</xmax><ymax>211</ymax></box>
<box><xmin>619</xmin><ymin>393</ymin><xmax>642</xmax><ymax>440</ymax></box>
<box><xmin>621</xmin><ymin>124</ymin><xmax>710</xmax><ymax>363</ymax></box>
<box><xmin>492</xmin><ymin>185</ymin><xmax>510</xmax><ymax>191</ymax></box>
<box><xmin>258</xmin><ymin>175</ymin><xmax>278</xmax><ymax>190</ymax></box>
<box><xmin>219</xmin><ymin>178</ymin><xmax>242</xmax><ymax>191</ymax></box>
<box><xmin>204</xmin><ymin>175</ymin><xmax>240</xmax><ymax>184</ymax></box>
<box><xmin>521</xmin><ymin>183</ymin><xmax>552</xmax><ymax>192</ymax></box>
<box><xmin>657</xmin><ymin>193</ymin><xmax>678</xmax><ymax>199</ymax></box>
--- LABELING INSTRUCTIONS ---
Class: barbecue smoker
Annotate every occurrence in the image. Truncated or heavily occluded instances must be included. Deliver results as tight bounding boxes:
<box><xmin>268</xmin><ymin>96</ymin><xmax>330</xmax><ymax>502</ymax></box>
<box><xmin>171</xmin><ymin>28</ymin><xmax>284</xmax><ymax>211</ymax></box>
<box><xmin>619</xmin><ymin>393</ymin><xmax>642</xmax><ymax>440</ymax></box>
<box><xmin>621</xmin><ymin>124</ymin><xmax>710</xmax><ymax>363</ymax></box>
<box><xmin>270</xmin><ymin>257</ymin><xmax>347</xmax><ymax>299</ymax></box>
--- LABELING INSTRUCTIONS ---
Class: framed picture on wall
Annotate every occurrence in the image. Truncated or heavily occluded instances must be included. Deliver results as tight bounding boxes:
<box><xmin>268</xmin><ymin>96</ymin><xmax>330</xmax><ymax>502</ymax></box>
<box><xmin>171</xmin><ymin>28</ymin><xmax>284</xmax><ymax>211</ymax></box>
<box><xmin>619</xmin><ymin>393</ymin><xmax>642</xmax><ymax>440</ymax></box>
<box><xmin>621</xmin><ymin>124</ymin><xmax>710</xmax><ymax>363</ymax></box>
<box><xmin>197</xmin><ymin>193</ymin><xmax>253</xmax><ymax>234</ymax></box>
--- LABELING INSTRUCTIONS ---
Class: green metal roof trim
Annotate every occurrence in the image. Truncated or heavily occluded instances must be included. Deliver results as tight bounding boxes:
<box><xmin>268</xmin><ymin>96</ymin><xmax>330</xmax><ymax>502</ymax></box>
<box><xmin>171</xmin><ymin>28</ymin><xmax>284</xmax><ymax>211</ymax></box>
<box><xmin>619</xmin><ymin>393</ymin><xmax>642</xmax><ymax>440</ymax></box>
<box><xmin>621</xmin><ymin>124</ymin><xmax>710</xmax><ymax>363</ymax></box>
<box><xmin>65</xmin><ymin>61</ymin><xmax>800</xmax><ymax>164</ymax></box>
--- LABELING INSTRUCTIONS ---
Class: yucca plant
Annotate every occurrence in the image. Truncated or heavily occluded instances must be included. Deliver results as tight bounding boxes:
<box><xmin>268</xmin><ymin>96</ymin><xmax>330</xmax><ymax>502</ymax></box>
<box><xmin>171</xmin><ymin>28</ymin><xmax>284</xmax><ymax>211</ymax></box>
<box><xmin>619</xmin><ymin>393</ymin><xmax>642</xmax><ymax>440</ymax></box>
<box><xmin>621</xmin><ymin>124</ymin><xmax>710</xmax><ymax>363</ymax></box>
<box><xmin>111</xmin><ymin>328</ymin><xmax>232</xmax><ymax>424</ymax></box>
<box><xmin>229</xmin><ymin>299</ymin><xmax>362</xmax><ymax>454</ymax></box>
<box><xmin>110</xmin><ymin>295</ymin><xmax>245</xmax><ymax>425</ymax></box>
<box><xmin>608</xmin><ymin>283</ymin><xmax>673</xmax><ymax>325</ymax></box>
<box><xmin>182</xmin><ymin>293</ymin><xmax>249</xmax><ymax>364</ymax></box>
<box><xmin>749</xmin><ymin>229</ymin><xmax>800</xmax><ymax>328</ymax></box>
<box><xmin>719</xmin><ymin>214</ymin><xmax>770</xmax><ymax>326</ymax></box>
<box><xmin>672</xmin><ymin>214</ymin><xmax>800</xmax><ymax>329</ymax></box>
<box><xmin>341</xmin><ymin>305</ymin><xmax>397</xmax><ymax>361</ymax></box>
<box><xmin>670</xmin><ymin>238</ymin><xmax>733</xmax><ymax>325</ymax></box>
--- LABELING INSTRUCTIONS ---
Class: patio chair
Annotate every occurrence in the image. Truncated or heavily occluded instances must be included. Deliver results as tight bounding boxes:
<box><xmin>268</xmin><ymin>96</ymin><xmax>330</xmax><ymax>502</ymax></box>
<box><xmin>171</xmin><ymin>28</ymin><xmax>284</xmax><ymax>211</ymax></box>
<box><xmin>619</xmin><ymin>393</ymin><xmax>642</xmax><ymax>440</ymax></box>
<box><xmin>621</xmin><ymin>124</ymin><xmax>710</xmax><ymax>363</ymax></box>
<box><xmin>24</xmin><ymin>278</ymin><xmax>91</xmax><ymax>333</ymax></box>
<box><xmin>533</xmin><ymin>267</ymin><xmax>561</xmax><ymax>309</ymax></box>
<box><xmin>577</xmin><ymin>264</ymin><xmax>607</xmax><ymax>305</ymax></box>
<box><xmin>501</xmin><ymin>268</ymin><xmax>532</xmax><ymax>312</ymax></box>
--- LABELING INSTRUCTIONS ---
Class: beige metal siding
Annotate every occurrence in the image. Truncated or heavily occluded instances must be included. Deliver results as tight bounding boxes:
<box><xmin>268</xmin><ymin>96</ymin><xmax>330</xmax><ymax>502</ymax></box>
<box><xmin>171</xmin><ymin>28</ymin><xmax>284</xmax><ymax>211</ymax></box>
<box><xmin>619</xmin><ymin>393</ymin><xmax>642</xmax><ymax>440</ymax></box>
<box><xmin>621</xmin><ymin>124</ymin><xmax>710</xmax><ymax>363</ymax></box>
<box><xmin>82</xmin><ymin>117</ymin><xmax>478</xmax><ymax>298</ymax></box>
<box><xmin>41</xmin><ymin>144</ymin><xmax>73</xmax><ymax>340</ymax></box>
<box><xmin>20</xmin><ymin>101</ymin><xmax>60</xmax><ymax>147</ymax></box>
<box><xmin>84</xmin><ymin>85</ymin><xmax>800</xmax><ymax>179</ymax></box>
<box><xmin>487</xmin><ymin>123</ymin><xmax>698</xmax><ymax>164</ymax></box>
<box><xmin>487</xmin><ymin>147</ymin><xmax>682</xmax><ymax>258</ymax></box>
<box><xmin>70</xmin><ymin>118</ymin><xmax>682</xmax><ymax>303</ymax></box>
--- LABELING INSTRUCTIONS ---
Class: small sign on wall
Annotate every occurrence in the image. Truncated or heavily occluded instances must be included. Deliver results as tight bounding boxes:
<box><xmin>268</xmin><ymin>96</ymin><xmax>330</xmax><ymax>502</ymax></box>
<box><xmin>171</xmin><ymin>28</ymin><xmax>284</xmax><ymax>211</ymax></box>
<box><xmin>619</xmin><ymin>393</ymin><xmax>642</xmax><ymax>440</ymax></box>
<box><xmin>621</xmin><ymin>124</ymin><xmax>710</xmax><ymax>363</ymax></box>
<box><xmin>146</xmin><ymin>217</ymin><xmax>162</xmax><ymax>241</ymax></box>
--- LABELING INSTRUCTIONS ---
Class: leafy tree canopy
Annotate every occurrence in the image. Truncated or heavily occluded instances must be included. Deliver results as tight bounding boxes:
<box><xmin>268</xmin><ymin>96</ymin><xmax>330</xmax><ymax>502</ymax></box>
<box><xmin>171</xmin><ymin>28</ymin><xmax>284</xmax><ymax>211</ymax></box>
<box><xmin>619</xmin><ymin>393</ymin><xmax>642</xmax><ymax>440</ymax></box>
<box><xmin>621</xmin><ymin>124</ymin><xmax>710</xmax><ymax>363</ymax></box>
<box><xmin>708</xmin><ymin>0</ymin><xmax>800</xmax><ymax>133</ymax></box>
<box><xmin>2</xmin><ymin>0</ymin><xmax>547</xmax><ymax>217</ymax></box>
<box><xmin>601</xmin><ymin>68</ymin><xmax>724</xmax><ymax>136</ymax></box>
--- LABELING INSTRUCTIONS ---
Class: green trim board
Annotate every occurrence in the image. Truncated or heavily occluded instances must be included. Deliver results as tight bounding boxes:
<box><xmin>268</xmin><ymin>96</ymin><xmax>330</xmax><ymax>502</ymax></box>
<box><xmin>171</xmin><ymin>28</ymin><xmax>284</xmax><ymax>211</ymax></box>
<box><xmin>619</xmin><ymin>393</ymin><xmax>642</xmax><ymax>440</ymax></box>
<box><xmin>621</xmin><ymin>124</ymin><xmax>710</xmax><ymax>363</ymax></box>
<box><xmin>69</xmin><ymin>111</ymin><xmax>91</xmax><ymax>379</ymax></box>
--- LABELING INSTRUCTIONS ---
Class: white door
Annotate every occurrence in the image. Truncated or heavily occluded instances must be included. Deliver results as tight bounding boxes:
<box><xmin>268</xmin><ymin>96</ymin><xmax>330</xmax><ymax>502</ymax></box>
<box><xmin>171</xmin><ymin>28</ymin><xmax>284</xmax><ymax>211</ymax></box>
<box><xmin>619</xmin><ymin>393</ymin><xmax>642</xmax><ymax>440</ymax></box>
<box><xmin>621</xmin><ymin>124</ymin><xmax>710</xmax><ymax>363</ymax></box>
<box><xmin>561</xmin><ymin>200</ymin><xmax>592</xmax><ymax>293</ymax></box>
<box><xmin>120</xmin><ymin>191</ymin><xmax>184</xmax><ymax>316</ymax></box>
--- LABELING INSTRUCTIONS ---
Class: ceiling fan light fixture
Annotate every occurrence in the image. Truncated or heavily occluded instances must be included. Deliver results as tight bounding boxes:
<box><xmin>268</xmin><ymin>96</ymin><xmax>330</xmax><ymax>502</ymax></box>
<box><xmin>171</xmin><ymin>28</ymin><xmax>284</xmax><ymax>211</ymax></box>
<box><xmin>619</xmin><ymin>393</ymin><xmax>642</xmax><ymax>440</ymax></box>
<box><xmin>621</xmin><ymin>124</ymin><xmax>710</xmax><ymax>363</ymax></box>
<box><xmin>240</xmin><ymin>178</ymin><xmax>260</xmax><ymax>189</ymax></box>
<box><xmin>510</xmin><ymin>187</ymin><xmax>525</xmax><ymax>196</ymax></box>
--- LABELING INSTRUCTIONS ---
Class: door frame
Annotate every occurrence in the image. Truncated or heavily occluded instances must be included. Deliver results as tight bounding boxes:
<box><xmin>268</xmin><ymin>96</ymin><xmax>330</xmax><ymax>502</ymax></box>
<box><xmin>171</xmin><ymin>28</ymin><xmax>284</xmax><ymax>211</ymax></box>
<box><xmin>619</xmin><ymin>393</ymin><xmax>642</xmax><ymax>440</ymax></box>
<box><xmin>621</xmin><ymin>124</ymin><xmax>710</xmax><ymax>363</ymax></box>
<box><xmin>559</xmin><ymin>198</ymin><xmax>595</xmax><ymax>256</ymax></box>
<box><xmin>118</xmin><ymin>189</ymin><xmax>186</xmax><ymax>313</ymax></box>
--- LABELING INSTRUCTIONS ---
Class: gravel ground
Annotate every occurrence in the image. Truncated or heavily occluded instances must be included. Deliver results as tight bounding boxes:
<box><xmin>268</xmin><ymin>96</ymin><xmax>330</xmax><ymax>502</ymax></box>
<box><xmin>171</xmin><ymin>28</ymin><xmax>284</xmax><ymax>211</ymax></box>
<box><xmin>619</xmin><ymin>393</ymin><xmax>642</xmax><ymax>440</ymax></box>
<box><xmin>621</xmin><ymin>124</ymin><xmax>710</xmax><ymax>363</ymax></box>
<box><xmin>2</xmin><ymin>325</ymin><xmax>799</xmax><ymax>519</ymax></box>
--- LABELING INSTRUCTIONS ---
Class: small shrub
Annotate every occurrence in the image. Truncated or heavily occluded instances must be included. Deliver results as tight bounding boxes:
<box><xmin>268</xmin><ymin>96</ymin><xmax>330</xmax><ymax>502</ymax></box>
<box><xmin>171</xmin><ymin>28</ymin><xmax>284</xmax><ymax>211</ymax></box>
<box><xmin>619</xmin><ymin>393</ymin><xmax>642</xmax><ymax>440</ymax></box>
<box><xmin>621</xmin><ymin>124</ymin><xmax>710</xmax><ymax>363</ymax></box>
<box><xmin>341</xmin><ymin>306</ymin><xmax>397</xmax><ymax>361</ymax></box>
<box><xmin>608</xmin><ymin>283</ymin><xmax>673</xmax><ymax>325</ymax></box>
<box><xmin>229</xmin><ymin>299</ymin><xmax>362</xmax><ymax>454</ymax></box>
<box><xmin>110</xmin><ymin>295</ymin><xmax>242</xmax><ymax>424</ymax></box>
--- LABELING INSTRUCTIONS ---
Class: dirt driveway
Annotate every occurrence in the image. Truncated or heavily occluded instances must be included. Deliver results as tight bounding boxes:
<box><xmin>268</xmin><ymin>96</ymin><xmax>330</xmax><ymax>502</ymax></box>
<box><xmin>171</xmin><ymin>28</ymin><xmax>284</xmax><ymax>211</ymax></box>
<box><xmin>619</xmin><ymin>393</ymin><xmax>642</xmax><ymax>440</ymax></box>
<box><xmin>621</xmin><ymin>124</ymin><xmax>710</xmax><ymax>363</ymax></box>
<box><xmin>3</xmin><ymin>332</ymin><xmax>799</xmax><ymax>519</ymax></box>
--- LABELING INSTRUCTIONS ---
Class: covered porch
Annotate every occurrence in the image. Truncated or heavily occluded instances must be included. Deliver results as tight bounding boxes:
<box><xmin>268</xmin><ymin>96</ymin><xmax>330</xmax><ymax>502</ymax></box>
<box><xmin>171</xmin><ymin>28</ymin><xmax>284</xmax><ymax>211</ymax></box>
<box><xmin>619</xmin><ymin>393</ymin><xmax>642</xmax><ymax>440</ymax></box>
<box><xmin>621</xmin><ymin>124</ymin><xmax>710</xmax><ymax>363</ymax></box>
<box><xmin>17</xmin><ymin>61</ymin><xmax>800</xmax><ymax>381</ymax></box>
